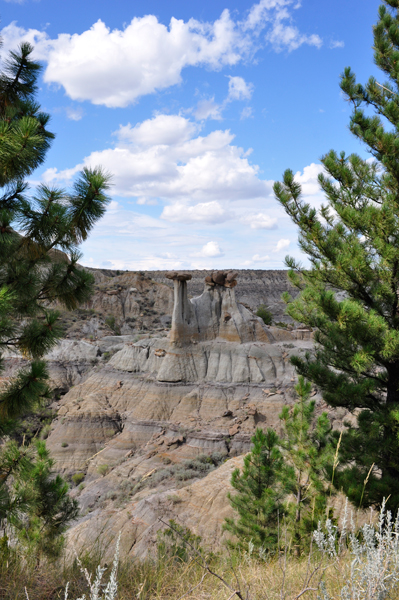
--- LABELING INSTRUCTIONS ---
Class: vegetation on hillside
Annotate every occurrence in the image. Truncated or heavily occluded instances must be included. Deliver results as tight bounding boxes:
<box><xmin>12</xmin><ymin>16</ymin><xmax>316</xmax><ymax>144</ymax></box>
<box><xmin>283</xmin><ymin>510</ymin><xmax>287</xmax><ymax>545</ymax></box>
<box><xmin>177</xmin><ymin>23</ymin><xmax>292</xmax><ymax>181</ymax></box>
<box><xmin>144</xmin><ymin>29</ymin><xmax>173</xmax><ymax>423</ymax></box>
<box><xmin>274</xmin><ymin>0</ymin><xmax>399</xmax><ymax>511</ymax></box>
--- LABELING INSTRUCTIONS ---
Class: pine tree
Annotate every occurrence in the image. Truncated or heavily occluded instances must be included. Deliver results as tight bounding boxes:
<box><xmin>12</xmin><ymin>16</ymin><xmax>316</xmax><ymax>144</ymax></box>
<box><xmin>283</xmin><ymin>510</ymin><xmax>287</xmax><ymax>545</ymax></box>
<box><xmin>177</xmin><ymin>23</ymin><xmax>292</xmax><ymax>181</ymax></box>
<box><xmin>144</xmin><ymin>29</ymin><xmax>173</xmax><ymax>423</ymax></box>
<box><xmin>273</xmin><ymin>0</ymin><xmax>399</xmax><ymax>510</ymax></box>
<box><xmin>224</xmin><ymin>428</ymin><xmax>289</xmax><ymax>553</ymax></box>
<box><xmin>279</xmin><ymin>377</ymin><xmax>333</xmax><ymax>553</ymax></box>
<box><xmin>0</xmin><ymin>42</ymin><xmax>110</xmax><ymax>550</ymax></box>
<box><xmin>1</xmin><ymin>440</ymin><xmax>79</xmax><ymax>563</ymax></box>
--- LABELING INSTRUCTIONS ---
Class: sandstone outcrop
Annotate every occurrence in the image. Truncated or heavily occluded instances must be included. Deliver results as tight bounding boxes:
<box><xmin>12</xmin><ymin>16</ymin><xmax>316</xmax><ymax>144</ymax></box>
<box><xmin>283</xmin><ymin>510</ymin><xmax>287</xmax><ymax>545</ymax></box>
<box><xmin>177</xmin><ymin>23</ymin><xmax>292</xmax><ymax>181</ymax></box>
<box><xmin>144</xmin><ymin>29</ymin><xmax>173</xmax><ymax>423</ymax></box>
<box><xmin>166</xmin><ymin>270</ymin><xmax>272</xmax><ymax>347</ymax></box>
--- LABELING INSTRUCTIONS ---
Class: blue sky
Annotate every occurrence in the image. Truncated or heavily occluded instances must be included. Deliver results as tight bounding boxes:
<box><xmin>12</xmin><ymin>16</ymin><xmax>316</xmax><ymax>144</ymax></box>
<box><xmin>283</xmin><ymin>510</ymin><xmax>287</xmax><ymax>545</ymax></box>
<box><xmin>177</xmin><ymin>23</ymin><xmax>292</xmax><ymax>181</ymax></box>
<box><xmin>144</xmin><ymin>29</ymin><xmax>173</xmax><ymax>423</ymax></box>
<box><xmin>1</xmin><ymin>0</ymin><xmax>381</xmax><ymax>270</ymax></box>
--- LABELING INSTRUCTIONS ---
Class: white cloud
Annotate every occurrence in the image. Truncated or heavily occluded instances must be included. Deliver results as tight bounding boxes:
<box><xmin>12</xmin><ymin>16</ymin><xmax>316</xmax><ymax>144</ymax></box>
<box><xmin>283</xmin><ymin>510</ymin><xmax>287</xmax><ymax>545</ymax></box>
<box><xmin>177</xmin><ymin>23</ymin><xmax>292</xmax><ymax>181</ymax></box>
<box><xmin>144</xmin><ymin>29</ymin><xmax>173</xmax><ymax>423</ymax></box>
<box><xmin>252</xmin><ymin>253</ymin><xmax>270</xmax><ymax>261</ymax></box>
<box><xmin>43</xmin><ymin>12</ymin><xmax>251</xmax><ymax>108</ymax></box>
<box><xmin>227</xmin><ymin>76</ymin><xmax>254</xmax><ymax>101</ymax></box>
<box><xmin>196</xmin><ymin>241</ymin><xmax>224</xmax><ymax>257</ymax></box>
<box><xmin>194</xmin><ymin>98</ymin><xmax>223</xmax><ymax>121</ymax></box>
<box><xmin>161</xmin><ymin>201</ymin><xmax>232</xmax><ymax>224</ymax></box>
<box><xmin>241</xmin><ymin>106</ymin><xmax>253</xmax><ymax>120</ymax></box>
<box><xmin>266</xmin><ymin>22</ymin><xmax>322</xmax><ymax>52</ymax></box>
<box><xmin>44</xmin><ymin>114</ymin><xmax>272</xmax><ymax>207</ymax></box>
<box><xmin>243</xmin><ymin>212</ymin><xmax>277</xmax><ymax>229</ymax></box>
<box><xmin>244</xmin><ymin>0</ymin><xmax>322</xmax><ymax>52</ymax></box>
<box><xmin>273</xmin><ymin>238</ymin><xmax>290</xmax><ymax>252</ymax></box>
<box><xmin>330</xmin><ymin>40</ymin><xmax>344</xmax><ymax>49</ymax></box>
<box><xmin>117</xmin><ymin>114</ymin><xmax>198</xmax><ymax>147</ymax></box>
<box><xmin>66</xmin><ymin>106</ymin><xmax>84</xmax><ymax>121</ymax></box>
<box><xmin>1</xmin><ymin>1</ymin><xmax>322</xmax><ymax>107</ymax></box>
<box><xmin>194</xmin><ymin>76</ymin><xmax>253</xmax><ymax>121</ymax></box>
<box><xmin>294</xmin><ymin>162</ymin><xmax>324</xmax><ymax>196</ymax></box>
<box><xmin>0</xmin><ymin>22</ymin><xmax>51</xmax><ymax>59</ymax></box>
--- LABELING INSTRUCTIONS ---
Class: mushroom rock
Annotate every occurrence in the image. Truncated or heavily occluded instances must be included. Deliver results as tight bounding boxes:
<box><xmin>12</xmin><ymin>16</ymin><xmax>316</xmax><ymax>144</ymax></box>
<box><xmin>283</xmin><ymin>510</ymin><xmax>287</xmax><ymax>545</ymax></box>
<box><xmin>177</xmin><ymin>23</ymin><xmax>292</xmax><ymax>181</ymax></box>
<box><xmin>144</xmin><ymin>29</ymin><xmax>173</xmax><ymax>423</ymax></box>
<box><xmin>211</xmin><ymin>271</ymin><xmax>227</xmax><ymax>286</ymax></box>
<box><xmin>165</xmin><ymin>271</ymin><xmax>192</xmax><ymax>282</ymax></box>
<box><xmin>166</xmin><ymin>272</ymin><xmax>197</xmax><ymax>346</ymax></box>
<box><xmin>165</xmin><ymin>271</ymin><xmax>273</xmax><ymax>350</ymax></box>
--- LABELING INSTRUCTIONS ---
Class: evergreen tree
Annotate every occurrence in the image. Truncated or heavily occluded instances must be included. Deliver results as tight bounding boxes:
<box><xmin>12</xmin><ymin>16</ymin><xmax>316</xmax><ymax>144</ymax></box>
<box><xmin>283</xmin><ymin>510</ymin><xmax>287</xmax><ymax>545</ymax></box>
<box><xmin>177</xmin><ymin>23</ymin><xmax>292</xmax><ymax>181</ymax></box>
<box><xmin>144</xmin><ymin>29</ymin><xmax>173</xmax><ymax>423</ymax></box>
<box><xmin>280</xmin><ymin>377</ymin><xmax>333</xmax><ymax>553</ymax></box>
<box><xmin>0</xmin><ymin>440</ymin><xmax>79</xmax><ymax>563</ymax></box>
<box><xmin>0</xmin><ymin>42</ymin><xmax>110</xmax><ymax>551</ymax></box>
<box><xmin>273</xmin><ymin>0</ymin><xmax>399</xmax><ymax>510</ymax></box>
<box><xmin>224</xmin><ymin>428</ymin><xmax>289</xmax><ymax>553</ymax></box>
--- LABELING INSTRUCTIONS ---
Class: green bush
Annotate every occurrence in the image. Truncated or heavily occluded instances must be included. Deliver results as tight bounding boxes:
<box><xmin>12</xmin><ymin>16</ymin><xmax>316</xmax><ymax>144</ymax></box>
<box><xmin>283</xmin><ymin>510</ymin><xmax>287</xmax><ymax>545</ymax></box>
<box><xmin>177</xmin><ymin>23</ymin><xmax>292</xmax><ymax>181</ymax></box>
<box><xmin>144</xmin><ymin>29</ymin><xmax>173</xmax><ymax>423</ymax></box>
<box><xmin>256</xmin><ymin>305</ymin><xmax>273</xmax><ymax>325</ymax></box>
<box><xmin>97</xmin><ymin>464</ymin><xmax>109</xmax><ymax>477</ymax></box>
<box><xmin>61</xmin><ymin>442</ymin><xmax>68</xmax><ymax>448</ymax></box>
<box><xmin>157</xmin><ymin>519</ymin><xmax>203</xmax><ymax>563</ymax></box>
<box><xmin>105</xmin><ymin>315</ymin><xmax>120</xmax><ymax>335</ymax></box>
<box><xmin>72</xmin><ymin>473</ymin><xmax>85</xmax><ymax>486</ymax></box>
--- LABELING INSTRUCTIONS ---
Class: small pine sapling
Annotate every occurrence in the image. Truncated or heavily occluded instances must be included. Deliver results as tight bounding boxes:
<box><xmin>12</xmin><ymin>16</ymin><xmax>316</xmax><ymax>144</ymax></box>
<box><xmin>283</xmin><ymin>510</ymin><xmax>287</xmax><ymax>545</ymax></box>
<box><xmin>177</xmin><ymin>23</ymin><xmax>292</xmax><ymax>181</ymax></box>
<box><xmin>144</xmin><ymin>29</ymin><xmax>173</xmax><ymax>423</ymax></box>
<box><xmin>280</xmin><ymin>377</ymin><xmax>334</xmax><ymax>554</ymax></box>
<box><xmin>224</xmin><ymin>427</ymin><xmax>290</xmax><ymax>553</ymax></box>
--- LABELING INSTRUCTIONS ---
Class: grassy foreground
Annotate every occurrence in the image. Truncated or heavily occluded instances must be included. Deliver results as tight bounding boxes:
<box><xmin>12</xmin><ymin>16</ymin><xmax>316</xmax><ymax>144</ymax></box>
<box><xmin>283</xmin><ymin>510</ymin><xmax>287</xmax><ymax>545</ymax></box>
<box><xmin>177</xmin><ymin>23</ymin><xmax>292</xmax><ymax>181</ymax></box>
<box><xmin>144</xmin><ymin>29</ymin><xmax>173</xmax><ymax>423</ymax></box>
<box><xmin>1</xmin><ymin>545</ymin><xmax>398</xmax><ymax>600</ymax></box>
<box><xmin>3</xmin><ymin>501</ymin><xmax>399</xmax><ymax>600</ymax></box>
<box><xmin>0</xmin><ymin>551</ymin><xmax>344</xmax><ymax>600</ymax></box>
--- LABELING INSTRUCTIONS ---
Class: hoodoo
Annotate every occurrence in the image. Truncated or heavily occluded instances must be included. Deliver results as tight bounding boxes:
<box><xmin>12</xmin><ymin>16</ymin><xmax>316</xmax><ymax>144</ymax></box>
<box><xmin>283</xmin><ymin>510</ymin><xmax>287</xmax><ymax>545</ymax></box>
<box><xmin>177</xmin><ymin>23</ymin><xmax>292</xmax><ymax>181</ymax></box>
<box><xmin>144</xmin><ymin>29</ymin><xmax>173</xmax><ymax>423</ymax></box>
<box><xmin>165</xmin><ymin>270</ymin><xmax>272</xmax><ymax>345</ymax></box>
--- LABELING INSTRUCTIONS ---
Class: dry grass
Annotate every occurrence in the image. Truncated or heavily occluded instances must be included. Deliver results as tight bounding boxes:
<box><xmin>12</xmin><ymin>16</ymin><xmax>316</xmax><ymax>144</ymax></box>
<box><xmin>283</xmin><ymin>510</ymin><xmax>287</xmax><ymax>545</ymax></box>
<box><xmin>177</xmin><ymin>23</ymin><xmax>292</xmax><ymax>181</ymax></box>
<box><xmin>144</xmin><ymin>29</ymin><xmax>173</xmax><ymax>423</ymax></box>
<box><xmin>0</xmin><ymin>545</ymin><xmax>383</xmax><ymax>600</ymax></box>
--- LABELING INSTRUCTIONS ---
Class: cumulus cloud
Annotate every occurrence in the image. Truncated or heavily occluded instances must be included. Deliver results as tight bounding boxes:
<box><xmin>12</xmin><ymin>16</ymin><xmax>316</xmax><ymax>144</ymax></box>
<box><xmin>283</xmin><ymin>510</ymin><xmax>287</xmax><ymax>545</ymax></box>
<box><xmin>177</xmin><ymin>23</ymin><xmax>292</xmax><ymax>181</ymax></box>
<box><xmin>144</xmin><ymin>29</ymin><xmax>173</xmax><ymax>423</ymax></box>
<box><xmin>0</xmin><ymin>22</ymin><xmax>51</xmax><ymax>58</ymax></box>
<box><xmin>194</xmin><ymin>98</ymin><xmax>223</xmax><ymax>121</ymax></box>
<box><xmin>1</xmin><ymin>0</ymin><xmax>322</xmax><ymax>107</ymax></box>
<box><xmin>196</xmin><ymin>241</ymin><xmax>224</xmax><ymax>257</ymax></box>
<box><xmin>294</xmin><ymin>162</ymin><xmax>324</xmax><ymax>196</ymax></box>
<box><xmin>273</xmin><ymin>238</ymin><xmax>290</xmax><ymax>252</ymax></box>
<box><xmin>243</xmin><ymin>212</ymin><xmax>277</xmax><ymax>229</ymax></box>
<box><xmin>161</xmin><ymin>201</ymin><xmax>232</xmax><ymax>224</ymax></box>
<box><xmin>44</xmin><ymin>114</ymin><xmax>272</xmax><ymax>210</ymax></box>
<box><xmin>43</xmin><ymin>12</ymin><xmax>251</xmax><ymax>108</ymax></box>
<box><xmin>117</xmin><ymin>114</ymin><xmax>198</xmax><ymax>147</ymax></box>
<box><xmin>227</xmin><ymin>76</ymin><xmax>254</xmax><ymax>101</ymax></box>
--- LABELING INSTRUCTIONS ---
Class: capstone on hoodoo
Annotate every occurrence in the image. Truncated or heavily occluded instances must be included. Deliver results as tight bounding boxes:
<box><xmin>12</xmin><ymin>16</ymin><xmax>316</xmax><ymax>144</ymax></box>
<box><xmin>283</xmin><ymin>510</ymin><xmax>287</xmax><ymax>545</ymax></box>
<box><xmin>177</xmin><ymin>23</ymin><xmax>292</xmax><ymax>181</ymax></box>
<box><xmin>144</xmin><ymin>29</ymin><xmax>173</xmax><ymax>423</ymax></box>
<box><xmin>165</xmin><ymin>270</ymin><xmax>272</xmax><ymax>346</ymax></box>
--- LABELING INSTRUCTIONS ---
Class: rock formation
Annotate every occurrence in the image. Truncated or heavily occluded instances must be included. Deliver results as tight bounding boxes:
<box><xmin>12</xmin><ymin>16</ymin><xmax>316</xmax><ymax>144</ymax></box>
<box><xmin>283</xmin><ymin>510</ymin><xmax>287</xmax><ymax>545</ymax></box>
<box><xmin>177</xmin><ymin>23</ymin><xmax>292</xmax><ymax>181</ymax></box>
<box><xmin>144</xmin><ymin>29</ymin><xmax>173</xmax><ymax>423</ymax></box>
<box><xmin>165</xmin><ymin>270</ymin><xmax>271</xmax><ymax>346</ymax></box>
<box><xmin>41</xmin><ymin>271</ymin><xmax>332</xmax><ymax>559</ymax></box>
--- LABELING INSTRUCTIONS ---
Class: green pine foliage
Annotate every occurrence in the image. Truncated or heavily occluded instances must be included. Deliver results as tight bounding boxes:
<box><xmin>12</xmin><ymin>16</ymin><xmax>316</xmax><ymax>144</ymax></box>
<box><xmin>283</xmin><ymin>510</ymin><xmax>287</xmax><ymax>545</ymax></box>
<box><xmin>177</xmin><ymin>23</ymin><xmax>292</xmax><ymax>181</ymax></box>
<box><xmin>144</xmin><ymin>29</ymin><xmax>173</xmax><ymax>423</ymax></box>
<box><xmin>0</xmin><ymin>41</ymin><xmax>111</xmax><ymax>554</ymax></box>
<box><xmin>224</xmin><ymin>428</ymin><xmax>289</xmax><ymax>553</ymax></box>
<box><xmin>279</xmin><ymin>377</ymin><xmax>334</xmax><ymax>553</ymax></box>
<box><xmin>0</xmin><ymin>440</ymin><xmax>79</xmax><ymax>563</ymax></box>
<box><xmin>273</xmin><ymin>0</ymin><xmax>399</xmax><ymax>511</ymax></box>
<box><xmin>0</xmin><ymin>42</ymin><xmax>111</xmax><ymax>424</ymax></box>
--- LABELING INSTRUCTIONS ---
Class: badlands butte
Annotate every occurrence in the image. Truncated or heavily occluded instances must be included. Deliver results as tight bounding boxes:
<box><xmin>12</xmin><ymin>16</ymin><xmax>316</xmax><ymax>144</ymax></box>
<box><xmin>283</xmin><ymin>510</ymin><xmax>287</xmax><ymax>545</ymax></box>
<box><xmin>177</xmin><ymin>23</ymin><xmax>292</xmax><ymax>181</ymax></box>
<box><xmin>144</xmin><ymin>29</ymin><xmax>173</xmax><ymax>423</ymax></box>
<box><xmin>8</xmin><ymin>269</ymin><xmax>351</xmax><ymax>558</ymax></box>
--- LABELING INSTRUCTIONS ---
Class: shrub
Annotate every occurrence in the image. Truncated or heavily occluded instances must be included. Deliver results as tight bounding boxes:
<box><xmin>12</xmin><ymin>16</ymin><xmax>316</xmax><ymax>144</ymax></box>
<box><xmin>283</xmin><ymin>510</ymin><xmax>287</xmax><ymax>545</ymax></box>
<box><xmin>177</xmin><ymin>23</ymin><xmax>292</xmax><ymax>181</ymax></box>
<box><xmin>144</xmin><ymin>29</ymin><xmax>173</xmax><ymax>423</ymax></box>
<box><xmin>40</xmin><ymin>424</ymin><xmax>52</xmax><ymax>440</ymax></box>
<box><xmin>256</xmin><ymin>305</ymin><xmax>273</xmax><ymax>325</ymax></box>
<box><xmin>105</xmin><ymin>315</ymin><xmax>120</xmax><ymax>335</ymax></box>
<box><xmin>61</xmin><ymin>442</ymin><xmax>68</xmax><ymax>448</ymax></box>
<box><xmin>97</xmin><ymin>464</ymin><xmax>109</xmax><ymax>477</ymax></box>
<box><xmin>72</xmin><ymin>473</ymin><xmax>85</xmax><ymax>486</ymax></box>
<box><xmin>157</xmin><ymin>520</ymin><xmax>203</xmax><ymax>563</ymax></box>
